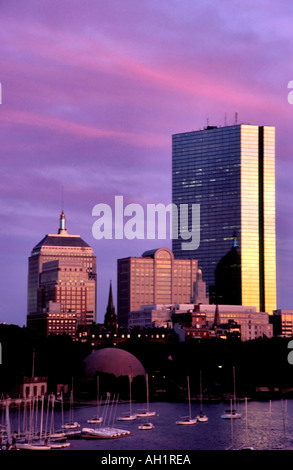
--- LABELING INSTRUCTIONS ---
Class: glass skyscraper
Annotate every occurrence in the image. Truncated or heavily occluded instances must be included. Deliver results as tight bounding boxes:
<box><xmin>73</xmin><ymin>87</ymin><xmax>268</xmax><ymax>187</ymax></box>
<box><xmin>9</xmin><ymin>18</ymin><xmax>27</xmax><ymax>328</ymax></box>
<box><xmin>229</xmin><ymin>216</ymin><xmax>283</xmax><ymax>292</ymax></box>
<box><xmin>172</xmin><ymin>124</ymin><xmax>276</xmax><ymax>315</ymax></box>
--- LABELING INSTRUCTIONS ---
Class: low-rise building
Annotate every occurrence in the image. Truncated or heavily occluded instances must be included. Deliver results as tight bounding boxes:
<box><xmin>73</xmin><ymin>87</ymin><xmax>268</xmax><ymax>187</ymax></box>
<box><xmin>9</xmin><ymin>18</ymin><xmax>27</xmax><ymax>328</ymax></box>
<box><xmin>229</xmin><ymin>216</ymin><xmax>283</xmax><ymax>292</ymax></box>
<box><xmin>128</xmin><ymin>303</ymin><xmax>272</xmax><ymax>341</ymax></box>
<box><xmin>272</xmin><ymin>310</ymin><xmax>293</xmax><ymax>337</ymax></box>
<box><xmin>198</xmin><ymin>304</ymin><xmax>273</xmax><ymax>341</ymax></box>
<box><xmin>128</xmin><ymin>305</ymin><xmax>174</xmax><ymax>329</ymax></box>
<box><xmin>27</xmin><ymin>301</ymin><xmax>77</xmax><ymax>339</ymax></box>
<box><xmin>20</xmin><ymin>376</ymin><xmax>48</xmax><ymax>398</ymax></box>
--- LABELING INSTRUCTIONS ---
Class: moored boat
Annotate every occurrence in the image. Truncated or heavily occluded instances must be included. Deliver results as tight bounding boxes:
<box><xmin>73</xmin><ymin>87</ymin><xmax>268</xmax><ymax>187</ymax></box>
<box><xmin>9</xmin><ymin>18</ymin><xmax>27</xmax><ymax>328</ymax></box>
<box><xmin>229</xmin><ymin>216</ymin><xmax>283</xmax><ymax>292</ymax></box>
<box><xmin>196</xmin><ymin>371</ymin><xmax>208</xmax><ymax>422</ymax></box>
<box><xmin>15</xmin><ymin>442</ymin><xmax>51</xmax><ymax>450</ymax></box>
<box><xmin>82</xmin><ymin>426</ymin><xmax>131</xmax><ymax>439</ymax></box>
<box><xmin>176</xmin><ymin>376</ymin><xmax>197</xmax><ymax>425</ymax></box>
<box><xmin>138</xmin><ymin>422</ymin><xmax>154</xmax><ymax>430</ymax></box>
<box><xmin>48</xmin><ymin>441</ymin><xmax>71</xmax><ymax>449</ymax></box>
<box><xmin>176</xmin><ymin>416</ymin><xmax>197</xmax><ymax>425</ymax></box>
<box><xmin>117</xmin><ymin>374</ymin><xmax>136</xmax><ymax>421</ymax></box>
<box><xmin>221</xmin><ymin>368</ymin><xmax>242</xmax><ymax>419</ymax></box>
<box><xmin>62</xmin><ymin>421</ymin><xmax>80</xmax><ymax>429</ymax></box>
<box><xmin>136</xmin><ymin>374</ymin><xmax>156</xmax><ymax>418</ymax></box>
<box><xmin>117</xmin><ymin>413</ymin><xmax>137</xmax><ymax>421</ymax></box>
<box><xmin>196</xmin><ymin>412</ymin><xmax>209</xmax><ymax>423</ymax></box>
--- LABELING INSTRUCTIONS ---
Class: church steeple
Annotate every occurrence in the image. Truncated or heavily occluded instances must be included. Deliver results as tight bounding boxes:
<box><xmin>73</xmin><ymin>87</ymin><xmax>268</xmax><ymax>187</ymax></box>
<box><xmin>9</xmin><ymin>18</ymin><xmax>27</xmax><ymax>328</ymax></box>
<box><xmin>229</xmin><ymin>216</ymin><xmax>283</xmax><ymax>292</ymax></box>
<box><xmin>213</xmin><ymin>304</ymin><xmax>221</xmax><ymax>327</ymax></box>
<box><xmin>58</xmin><ymin>210</ymin><xmax>68</xmax><ymax>235</ymax></box>
<box><xmin>104</xmin><ymin>281</ymin><xmax>117</xmax><ymax>331</ymax></box>
<box><xmin>107</xmin><ymin>281</ymin><xmax>114</xmax><ymax>311</ymax></box>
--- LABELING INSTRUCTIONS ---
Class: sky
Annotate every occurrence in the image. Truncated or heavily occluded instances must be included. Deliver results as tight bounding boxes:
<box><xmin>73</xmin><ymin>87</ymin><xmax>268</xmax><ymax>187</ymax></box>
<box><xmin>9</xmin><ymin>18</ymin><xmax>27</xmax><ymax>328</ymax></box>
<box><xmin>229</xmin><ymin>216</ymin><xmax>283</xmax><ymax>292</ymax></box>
<box><xmin>1</xmin><ymin>0</ymin><xmax>293</xmax><ymax>326</ymax></box>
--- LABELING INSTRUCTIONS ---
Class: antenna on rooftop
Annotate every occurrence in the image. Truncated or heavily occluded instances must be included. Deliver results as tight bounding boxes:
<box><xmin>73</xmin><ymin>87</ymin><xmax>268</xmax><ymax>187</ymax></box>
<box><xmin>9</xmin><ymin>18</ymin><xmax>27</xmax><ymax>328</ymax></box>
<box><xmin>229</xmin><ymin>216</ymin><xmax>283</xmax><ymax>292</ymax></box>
<box><xmin>235</xmin><ymin>111</ymin><xmax>238</xmax><ymax>125</ymax></box>
<box><xmin>61</xmin><ymin>185</ymin><xmax>64</xmax><ymax>212</ymax></box>
<box><xmin>224</xmin><ymin>113</ymin><xmax>227</xmax><ymax>126</ymax></box>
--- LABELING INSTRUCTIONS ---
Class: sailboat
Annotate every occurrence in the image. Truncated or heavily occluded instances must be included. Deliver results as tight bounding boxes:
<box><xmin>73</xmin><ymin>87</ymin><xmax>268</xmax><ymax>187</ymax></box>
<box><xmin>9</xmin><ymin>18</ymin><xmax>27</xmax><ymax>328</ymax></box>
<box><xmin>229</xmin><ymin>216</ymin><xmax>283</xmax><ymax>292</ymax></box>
<box><xmin>221</xmin><ymin>367</ymin><xmax>242</xmax><ymax>419</ymax></box>
<box><xmin>1</xmin><ymin>399</ymin><xmax>17</xmax><ymax>450</ymax></box>
<box><xmin>138</xmin><ymin>422</ymin><xmax>154</xmax><ymax>430</ymax></box>
<box><xmin>117</xmin><ymin>375</ymin><xmax>137</xmax><ymax>421</ymax></box>
<box><xmin>196</xmin><ymin>370</ymin><xmax>208</xmax><ymax>422</ymax></box>
<box><xmin>176</xmin><ymin>376</ymin><xmax>197</xmax><ymax>425</ymax></box>
<box><xmin>45</xmin><ymin>394</ymin><xmax>70</xmax><ymax>448</ymax></box>
<box><xmin>237</xmin><ymin>397</ymin><xmax>254</xmax><ymax>450</ymax></box>
<box><xmin>62</xmin><ymin>379</ymin><xmax>80</xmax><ymax>430</ymax></box>
<box><xmin>136</xmin><ymin>374</ymin><xmax>156</xmax><ymax>418</ymax></box>
<box><xmin>15</xmin><ymin>396</ymin><xmax>52</xmax><ymax>450</ymax></box>
<box><xmin>82</xmin><ymin>393</ymin><xmax>132</xmax><ymax>439</ymax></box>
<box><xmin>87</xmin><ymin>376</ymin><xmax>103</xmax><ymax>424</ymax></box>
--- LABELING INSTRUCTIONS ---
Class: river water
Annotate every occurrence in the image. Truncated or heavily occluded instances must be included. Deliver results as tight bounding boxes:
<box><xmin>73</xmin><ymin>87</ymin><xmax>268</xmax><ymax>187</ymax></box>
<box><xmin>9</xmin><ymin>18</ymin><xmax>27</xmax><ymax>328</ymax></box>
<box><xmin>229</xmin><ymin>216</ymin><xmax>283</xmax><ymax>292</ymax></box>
<box><xmin>8</xmin><ymin>399</ymin><xmax>293</xmax><ymax>451</ymax></box>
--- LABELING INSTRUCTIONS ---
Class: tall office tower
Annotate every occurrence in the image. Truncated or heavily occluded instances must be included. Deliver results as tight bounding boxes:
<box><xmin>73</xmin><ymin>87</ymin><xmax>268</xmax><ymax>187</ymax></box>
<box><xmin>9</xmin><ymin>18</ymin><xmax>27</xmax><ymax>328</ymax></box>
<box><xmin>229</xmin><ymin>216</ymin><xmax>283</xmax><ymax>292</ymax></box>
<box><xmin>172</xmin><ymin>124</ymin><xmax>276</xmax><ymax>314</ymax></box>
<box><xmin>117</xmin><ymin>247</ymin><xmax>207</xmax><ymax>327</ymax></box>
<box><xmin>27</xmin><ymin>211</ymin><xmax>97</xmax><ymax>333</ymax></box>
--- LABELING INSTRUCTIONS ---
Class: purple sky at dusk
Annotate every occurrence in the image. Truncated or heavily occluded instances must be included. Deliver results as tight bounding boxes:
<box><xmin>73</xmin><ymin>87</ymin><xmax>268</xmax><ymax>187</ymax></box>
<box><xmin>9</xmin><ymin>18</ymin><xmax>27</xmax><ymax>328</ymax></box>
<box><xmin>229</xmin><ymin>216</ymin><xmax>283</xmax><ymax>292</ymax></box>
<box><xmin>1</xmin><ymin>0</ymin><xmax>293</xmax><ymax>325</ymax></box>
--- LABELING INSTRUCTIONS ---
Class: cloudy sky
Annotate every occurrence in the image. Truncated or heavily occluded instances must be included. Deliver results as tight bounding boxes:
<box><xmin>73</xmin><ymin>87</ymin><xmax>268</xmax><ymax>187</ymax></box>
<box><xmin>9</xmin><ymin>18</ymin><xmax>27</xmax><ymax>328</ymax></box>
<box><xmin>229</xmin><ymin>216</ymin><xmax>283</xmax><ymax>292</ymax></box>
<box><xmin>1</xmin><ymin>0</ymin><xmax>293</xmax><ymax>325</ymax></box>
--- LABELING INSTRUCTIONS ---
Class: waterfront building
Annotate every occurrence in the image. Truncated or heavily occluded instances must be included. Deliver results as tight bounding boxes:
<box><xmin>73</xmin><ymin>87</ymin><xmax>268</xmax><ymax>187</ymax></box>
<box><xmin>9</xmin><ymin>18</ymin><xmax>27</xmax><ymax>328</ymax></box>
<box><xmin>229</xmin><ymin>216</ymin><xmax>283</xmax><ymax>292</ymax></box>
<box><xmin>27</xmin><ymin>211</ymin><xmax>97</xmax><ymax>337</ymax></box>
<box><xmin>117</xmin><ymin>247</ymin><xmax>208</xmax><ymax>327</ymax></box>
<box><xmin>192</xmin><ymin>304</ymin><xmax>273</xmax><ymax>341</ymax></box>
<box><xmin>20</xmin><ymin>376</ymin><xmax>48</xmax><ymax>398</ymax></box>
<box><xmin>129</xmin><ymin>303</ymin><xmax>272</xmax><ymax>341</ymax></box>
<box><xmin>172</xmin><ymin>124</ymin><xmax>277</xmax><ymax>314</ymax></box>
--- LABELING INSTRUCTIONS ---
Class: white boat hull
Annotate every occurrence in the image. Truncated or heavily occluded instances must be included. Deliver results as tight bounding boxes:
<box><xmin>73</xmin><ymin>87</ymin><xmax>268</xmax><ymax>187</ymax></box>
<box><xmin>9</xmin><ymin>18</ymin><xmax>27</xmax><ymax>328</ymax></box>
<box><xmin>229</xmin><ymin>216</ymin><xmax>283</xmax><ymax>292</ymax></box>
<box><xmin>197</xmin><ymin>414</ymin><xmax>208</xmax><ymax>422</ymax></box>
<box><xmin>221</xmin><ymin>412</ymin><xmax>242</xmax><ymax>419</ymax></box>
<box><xmin>49</xmin><ymin>441</ymin><xmax>71</xmax><ymax>449</ymax></box>
<box><xmin>136</xmin><ymin>411</ymin><xmax>156</xmax><ymax>417</ymax></box>
<box><xmin>176</xmin><ymin>418</ymin><xmax>197</xmax><ymax>425</ymax></box>
<box><xmin>82</xmin><ymin>427</ymin><xmax>131</xmax><ymax>439</ymax></box>
<box><xmin>62</xmin><ymin>422</ymin><xmax>80</xmax><ymax>429</ymax></box>
<box><xmin>15</xmin><ymin>442</ymin><xmax>51</xmax><ymax>450</ymax></box>
<box><xmin>117</xmin><ymin>415</ymin><xmax>137</xmax><ymax>421</ymax></box>
<box><xmin>87</xmin><ymin>417</ymin><xmax>103</xmax><ymax>424</ymax></box>
<box><xmin>138</xmin><ymin>423</ymin><xmax>154</xmax><ymax>430</ymax></box>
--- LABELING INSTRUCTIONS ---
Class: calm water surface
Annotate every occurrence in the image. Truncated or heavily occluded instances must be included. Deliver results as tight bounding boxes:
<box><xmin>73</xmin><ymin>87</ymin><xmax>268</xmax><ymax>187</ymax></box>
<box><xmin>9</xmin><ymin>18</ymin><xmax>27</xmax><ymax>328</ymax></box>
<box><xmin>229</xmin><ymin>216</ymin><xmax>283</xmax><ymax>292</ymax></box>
<box><xmin>8</xmin><ymin>399</ymin><xmax>293</xmax><ymax>451</ymax></box>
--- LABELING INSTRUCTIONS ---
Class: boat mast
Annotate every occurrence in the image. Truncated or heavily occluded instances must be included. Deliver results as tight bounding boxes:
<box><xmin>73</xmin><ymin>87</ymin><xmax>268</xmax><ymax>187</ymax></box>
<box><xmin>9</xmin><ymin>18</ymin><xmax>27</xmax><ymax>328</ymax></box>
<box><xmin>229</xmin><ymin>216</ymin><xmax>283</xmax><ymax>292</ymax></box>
<box><xmin>5</xmin><ymin>401</ymin><xmax>12</xmax><ymax>447</ymax></box>
<box><xmin>129</xmin><ymin>374</ymin><xmax>133</xmax><ymax>416</ymax></box>
<box><xmin>233</xmin><ymin>366</ymin><xmax>237</xmax><ymax>409</ymax></box>
<box><xmin>146</xmin><ymin>374</ymin><xmax>149</xmax><ymax>413</ymax></box>
<box><xmin>199</xmin><ymin>370</ymin><xmax>203</xmax><ymax>413</ymax></box>
<box><xmin>187</xmin><ymin>376</ymin><xmax>192</xmax><ymax>420</ymax></box>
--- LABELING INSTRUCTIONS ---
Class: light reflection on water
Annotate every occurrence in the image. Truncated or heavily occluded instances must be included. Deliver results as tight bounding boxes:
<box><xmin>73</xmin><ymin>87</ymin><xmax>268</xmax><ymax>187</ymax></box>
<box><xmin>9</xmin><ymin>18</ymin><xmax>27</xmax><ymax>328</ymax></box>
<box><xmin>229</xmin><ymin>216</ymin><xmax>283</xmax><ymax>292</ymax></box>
<box><xmin>8</xmin><ymin>399</ymin><xmax>293</xmax><ymax>450</ymax></box>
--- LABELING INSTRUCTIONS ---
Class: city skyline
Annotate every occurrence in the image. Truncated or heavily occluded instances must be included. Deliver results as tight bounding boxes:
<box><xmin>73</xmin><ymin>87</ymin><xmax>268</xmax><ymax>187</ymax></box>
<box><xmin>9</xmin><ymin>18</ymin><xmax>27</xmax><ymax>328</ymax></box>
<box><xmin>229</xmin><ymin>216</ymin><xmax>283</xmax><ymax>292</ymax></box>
<box><xmin>1</xmin><ymin>1</ymin><xmax>293</xmax><ymax>325</ymax></box>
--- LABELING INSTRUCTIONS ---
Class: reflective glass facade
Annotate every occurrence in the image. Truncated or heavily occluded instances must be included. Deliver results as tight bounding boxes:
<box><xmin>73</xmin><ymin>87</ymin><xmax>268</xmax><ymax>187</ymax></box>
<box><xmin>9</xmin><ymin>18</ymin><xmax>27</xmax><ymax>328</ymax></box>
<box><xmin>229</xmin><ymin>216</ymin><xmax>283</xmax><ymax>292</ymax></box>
<box><xmin>172</xmin><ymin>124</ymin><xmax>276</xmax><ymax>314</ymax></box>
